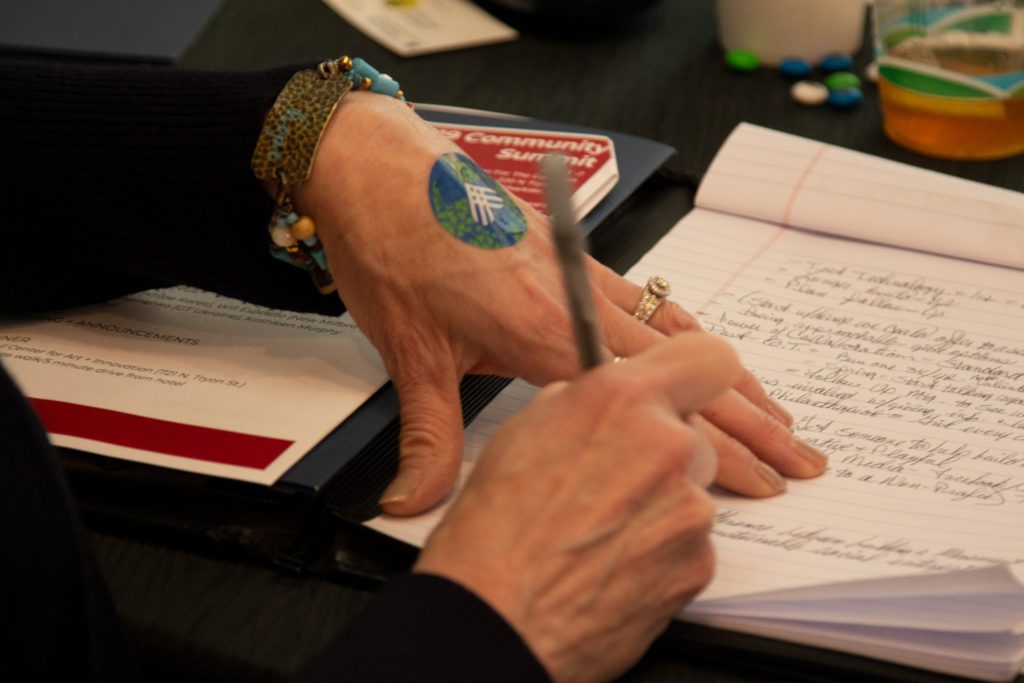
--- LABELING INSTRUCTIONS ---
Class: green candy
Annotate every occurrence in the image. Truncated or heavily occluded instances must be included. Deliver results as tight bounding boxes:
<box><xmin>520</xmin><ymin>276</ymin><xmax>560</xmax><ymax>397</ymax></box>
<box><xmin>725</xmin><ymin>49</ymin><xmax>760</xmax><ymax>72</ymax></box>
<box><xmin>825</xmin><ymin>71</ymin><xmax>861</xmax><ymax>91</ymax></box>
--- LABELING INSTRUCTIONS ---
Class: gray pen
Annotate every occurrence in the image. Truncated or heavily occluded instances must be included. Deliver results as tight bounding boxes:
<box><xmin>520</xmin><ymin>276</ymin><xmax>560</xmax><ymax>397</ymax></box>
<box><xmin>542</xmin><ymin>154</ymin><xmax>603</xmax><ymax>370</ymax></box>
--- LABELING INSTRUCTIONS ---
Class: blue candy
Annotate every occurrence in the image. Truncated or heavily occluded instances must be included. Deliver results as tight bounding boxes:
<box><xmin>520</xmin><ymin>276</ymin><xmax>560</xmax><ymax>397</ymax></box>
<box><xmin>779</xmin><ymin>58</ymin><xmax>813</xmax><ymax>79</ymax></box>
<box><xmin>828</xmin><ymin>87</ymin><xmax>863</xmax><ymax>109</ymax></box>
<box><xmin>820</xmin><ymin>53</ymin><xmax>854</xmax><ymax>73</ymax></box>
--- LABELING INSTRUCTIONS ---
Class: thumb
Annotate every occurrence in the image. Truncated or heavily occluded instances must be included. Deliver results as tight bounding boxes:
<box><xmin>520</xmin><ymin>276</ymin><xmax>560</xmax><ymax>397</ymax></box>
<box><xmin>380</xmin><ymin>356</ymin><xmax>465</xmax><ymax>516</ymax></box>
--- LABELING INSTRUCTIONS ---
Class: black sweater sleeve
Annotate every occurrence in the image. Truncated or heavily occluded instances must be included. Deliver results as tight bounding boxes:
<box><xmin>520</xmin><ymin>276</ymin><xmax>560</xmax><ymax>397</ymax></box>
<box><xmin>0</xmin><ymin>60</ymin><xmax>549</xmax><ymax>681</ymax></box>
<box><xmin>303</xmin><ymin>573</ymin><xmax>550</xmax><ymax>683</ymax></box>
<box><xmin>0</xmin><ymin>60</ymin><xmax>341</xmax><ymax>315</ymax></box>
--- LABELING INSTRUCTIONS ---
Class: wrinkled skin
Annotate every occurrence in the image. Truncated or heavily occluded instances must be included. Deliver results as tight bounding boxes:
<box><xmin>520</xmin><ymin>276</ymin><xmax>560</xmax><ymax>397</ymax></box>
<box><xmin>297</xmin><ymin>93</ymin><xmax>827</xmax><ymax>516</ymax></box>
<box><xmin>417</xmin><ymin>333</ymin><xmax>738</xmax><ymax>682</ymax></box>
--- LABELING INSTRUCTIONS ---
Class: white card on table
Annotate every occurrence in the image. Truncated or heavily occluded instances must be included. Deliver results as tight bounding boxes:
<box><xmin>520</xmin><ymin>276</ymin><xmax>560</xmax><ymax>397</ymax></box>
<box><xmin>322</xmin><ymin>0</ymin><xmax>518</xmax><ymax>57</ymax></box>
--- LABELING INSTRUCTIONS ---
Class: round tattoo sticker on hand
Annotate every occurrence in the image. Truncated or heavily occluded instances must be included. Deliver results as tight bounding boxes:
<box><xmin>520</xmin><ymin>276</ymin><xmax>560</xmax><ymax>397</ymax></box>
<box><xmin>429</xmin><ymin>153</ymin><xmax>527</xmax><ymax>249</ymax></box>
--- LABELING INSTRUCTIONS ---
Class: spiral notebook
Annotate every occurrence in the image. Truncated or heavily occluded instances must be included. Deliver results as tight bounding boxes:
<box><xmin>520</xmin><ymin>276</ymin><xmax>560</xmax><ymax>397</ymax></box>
<box><xmin>366</xmin><ymin>124</ymin><xmax>1024</xmax><ymax>682</ymax></box>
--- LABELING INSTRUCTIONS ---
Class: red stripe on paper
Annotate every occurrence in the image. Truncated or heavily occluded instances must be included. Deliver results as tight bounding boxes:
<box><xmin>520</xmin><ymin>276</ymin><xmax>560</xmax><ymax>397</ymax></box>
<box><xmin>29</xmin><ymin>398</ymin><xmax>292</xmax><ymax>469</ymax></box>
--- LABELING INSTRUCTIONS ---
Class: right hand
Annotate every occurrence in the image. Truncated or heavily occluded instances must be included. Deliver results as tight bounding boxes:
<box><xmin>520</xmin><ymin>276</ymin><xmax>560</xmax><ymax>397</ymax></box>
<box><xmin>414</xmin><ymin>332</ymin><xmax>742</xmax><ymax>682</ymax></box>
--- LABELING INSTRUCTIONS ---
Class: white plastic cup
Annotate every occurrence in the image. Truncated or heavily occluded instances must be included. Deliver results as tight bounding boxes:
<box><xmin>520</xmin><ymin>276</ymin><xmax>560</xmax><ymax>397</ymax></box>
<box><xmin>715</xmin><ymin>0</ymin><xmax>867</xmax><ymax>65</ymax></box>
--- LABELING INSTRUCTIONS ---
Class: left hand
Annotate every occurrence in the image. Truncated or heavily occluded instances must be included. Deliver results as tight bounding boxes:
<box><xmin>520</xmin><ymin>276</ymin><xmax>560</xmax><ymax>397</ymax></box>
<box><xmin>298</xmin><ymin>93</ymin><xmax>826</xmax><ymax>515</ymax></box>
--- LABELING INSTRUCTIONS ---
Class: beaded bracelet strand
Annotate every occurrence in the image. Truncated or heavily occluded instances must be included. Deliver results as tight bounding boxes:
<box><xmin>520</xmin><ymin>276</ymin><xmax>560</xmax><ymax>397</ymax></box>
<box><xmin>251</xmin><ymin>56</ymin><xmax>407</xmax><ymax>294</ymax></box>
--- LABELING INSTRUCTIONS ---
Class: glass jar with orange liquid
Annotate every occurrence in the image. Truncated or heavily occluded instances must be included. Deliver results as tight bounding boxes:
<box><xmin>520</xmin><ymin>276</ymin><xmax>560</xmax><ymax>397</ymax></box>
<box><xmin>873</xmin><ymin>0</ymin><xmax>1024</xmax><ymax>160</ymax></box>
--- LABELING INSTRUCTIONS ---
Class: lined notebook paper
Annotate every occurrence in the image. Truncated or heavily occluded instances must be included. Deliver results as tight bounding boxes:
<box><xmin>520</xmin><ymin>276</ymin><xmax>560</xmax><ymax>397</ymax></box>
<box><xmin>365</xmin><ymin>124</ymin><xmax>1024</xmax><ymax>681</ymax></box>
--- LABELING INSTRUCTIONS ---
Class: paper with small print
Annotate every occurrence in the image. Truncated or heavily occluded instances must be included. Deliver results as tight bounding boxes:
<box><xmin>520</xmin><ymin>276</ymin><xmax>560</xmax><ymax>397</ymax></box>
<box><xmin>322</xmin><ymin>0</ymin><xmax>517</xmax><ymax>56</ymax></box>
<box><xmin>0</xmin><ymin>287</ymin><xmax>387</xmax><ymax>485</ymax></box>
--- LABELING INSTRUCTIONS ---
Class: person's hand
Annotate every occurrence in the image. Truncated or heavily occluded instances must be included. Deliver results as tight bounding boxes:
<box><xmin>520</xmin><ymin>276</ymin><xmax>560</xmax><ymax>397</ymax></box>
<box><xmin>584</xmin><ymin>262</ymin><xmax>828</xmax><ymax>497</ymax></box>
<box><xmin>415</xmin><ymin>333</ymin><xmax>737</xmax><ymax>682</ymax></box>
<box><xmin>299</xmin><ymin>93</ymin><xmax>826</xmax><ymax>515</ymax></box>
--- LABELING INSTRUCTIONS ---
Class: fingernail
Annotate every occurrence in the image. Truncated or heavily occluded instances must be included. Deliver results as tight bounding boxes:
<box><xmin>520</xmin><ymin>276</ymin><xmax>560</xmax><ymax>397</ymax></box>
<box><xmin>766</xmin><ymin>398</ymin><xmax>794</xmax><ymax>426</ymax></box>
<box><xmin>754</xmin><ymin>461</ymin><xmax>787</xmax><ymax>494</ymax></box>
<box><xmin>794</xmin><ymin>440</ymin><xmax>829</xmax><ymax>468</ymax></box>
<box><xmin>380</xmin><ymin>467</ymin><xmax>422</xmax><ymax>505</ymax></box>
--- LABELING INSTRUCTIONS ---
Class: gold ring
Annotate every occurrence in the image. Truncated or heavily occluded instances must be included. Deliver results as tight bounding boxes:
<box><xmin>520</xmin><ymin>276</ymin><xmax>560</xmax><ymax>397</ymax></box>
<box><xmin>633</xmin><ymin>276</ymin><xmax>671</xmax><ymax>324</ymax></box>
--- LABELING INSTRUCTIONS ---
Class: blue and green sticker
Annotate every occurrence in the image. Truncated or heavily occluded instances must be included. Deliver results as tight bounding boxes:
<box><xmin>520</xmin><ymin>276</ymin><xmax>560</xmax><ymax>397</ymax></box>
<box><xmin>429</xmin><ymin>153</ymin><xmax>527</xmax><ymax>249</ymax></box>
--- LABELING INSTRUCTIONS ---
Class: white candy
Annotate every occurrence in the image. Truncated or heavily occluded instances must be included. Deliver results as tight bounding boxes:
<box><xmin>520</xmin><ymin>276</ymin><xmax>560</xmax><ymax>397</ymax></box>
<box><xmin>865</xmin><ymin>61</ymin><xmax>880</xmax><ymax>84</ymax></box>
<box><xmin>791</xmin><ymin>80</ymin><xmax>829</xmax><ymax>106</ymax></box>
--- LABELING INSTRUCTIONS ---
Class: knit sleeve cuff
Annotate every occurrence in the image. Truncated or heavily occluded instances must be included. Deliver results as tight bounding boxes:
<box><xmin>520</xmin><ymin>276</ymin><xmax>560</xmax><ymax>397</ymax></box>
<box><xmin>0</xmin><ymin>60</ymin><xmax>340</xmax><ymax>314</ymax></box>
<box><xmin>301</xmin><ymin>573</ymin><xmax>550</xmax><ymax>683</ymax></box>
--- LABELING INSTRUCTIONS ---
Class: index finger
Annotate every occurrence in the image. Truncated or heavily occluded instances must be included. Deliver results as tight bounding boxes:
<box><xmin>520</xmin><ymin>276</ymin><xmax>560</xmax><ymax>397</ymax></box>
<box><xmin>604</xmin><ymin>332</ymin><xmax>744</xmax><ymax>418</ymax></box>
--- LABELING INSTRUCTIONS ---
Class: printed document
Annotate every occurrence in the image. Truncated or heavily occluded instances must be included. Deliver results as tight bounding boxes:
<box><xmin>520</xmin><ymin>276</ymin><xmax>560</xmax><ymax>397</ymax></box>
<box><xmin>1</xmin><ymin>288</ymin><xmax>387</xmax><ymax>484</ymax></box>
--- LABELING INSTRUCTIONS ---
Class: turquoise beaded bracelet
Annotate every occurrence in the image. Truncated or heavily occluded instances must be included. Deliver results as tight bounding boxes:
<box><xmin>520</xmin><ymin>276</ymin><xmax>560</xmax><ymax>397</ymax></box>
<box><xmin>252</xmin><ymin>56</ymin><xmax>407</xmax><ymax>294</ymax></box>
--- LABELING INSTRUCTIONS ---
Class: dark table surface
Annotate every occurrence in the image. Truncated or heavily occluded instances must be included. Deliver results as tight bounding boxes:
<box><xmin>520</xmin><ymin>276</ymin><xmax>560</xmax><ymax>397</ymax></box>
<box><xmin>58</xmin><ymin>0</ymin><xmax>1024</xmax><ymax>680</ymax></box>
